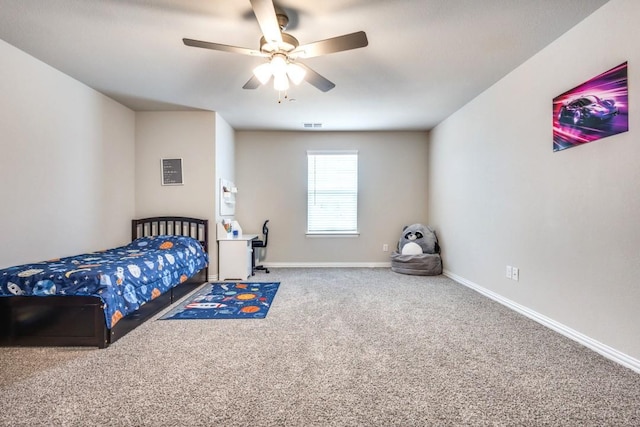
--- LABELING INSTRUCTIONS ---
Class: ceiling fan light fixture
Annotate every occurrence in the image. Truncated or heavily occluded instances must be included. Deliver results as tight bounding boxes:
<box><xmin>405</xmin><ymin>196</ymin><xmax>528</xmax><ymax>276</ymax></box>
<box><xmin>273</xmin><ymin>72</ymin><xmax>289</xmax><ymax>91</ymax></box>
<box><xmin>287</xmin><ymin>62</ymin><xmax>306</xmax><ymax>85</ymax></box>
<box><xmin>253</xmin><ymin>62</ymin><xmax>272</xmax><ymax>85</ymax></box>
<box><xmin>270</xmin><ymin>54</ymin><xmax>288</xmax><ymax>75</ymax></box>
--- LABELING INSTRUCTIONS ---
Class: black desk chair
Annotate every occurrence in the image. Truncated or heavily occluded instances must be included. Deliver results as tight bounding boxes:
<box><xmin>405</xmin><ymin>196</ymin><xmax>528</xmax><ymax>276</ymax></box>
<box><xmin>252</xmin><ymin>220</ymin><xmax>270</xmax><ymax>274</ymax></box>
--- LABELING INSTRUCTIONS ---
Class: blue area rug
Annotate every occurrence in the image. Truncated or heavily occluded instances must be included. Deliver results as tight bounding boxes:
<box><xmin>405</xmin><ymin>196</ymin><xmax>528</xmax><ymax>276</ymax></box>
<box><xmin>160</xmin><ymin>282</ymin><xmax>280</xmax><ymax>320</ymax></box>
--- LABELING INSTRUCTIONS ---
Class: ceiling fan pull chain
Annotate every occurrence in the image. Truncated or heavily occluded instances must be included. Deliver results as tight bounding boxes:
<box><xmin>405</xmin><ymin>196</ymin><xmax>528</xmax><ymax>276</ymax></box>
<box><xmin>278</xmin><ymin>90</ymin><xmax>288</xmax><ymax>104</ymax></box>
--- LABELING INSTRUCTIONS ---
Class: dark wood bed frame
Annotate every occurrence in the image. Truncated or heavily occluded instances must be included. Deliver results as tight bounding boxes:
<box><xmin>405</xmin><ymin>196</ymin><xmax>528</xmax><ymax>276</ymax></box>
<box><xmin>0</xmin><ymin>216</ymin><xmax>209</xmax><ymax>348</ymax></box>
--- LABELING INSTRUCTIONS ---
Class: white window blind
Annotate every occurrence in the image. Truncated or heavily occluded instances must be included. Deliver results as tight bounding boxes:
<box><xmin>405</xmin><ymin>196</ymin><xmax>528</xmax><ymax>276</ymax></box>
<box><xmin>307</xmin><ymin>151</ymin><xmax>358</xmax><ymax>234</ymax></box>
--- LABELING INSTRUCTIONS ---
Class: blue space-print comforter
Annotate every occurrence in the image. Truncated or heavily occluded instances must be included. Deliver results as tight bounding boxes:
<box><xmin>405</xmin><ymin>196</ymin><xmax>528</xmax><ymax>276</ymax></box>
<box><xmin>0</xmin><ymin>235</ymin><xmax>208</xmax><ymax>329</ymax></box>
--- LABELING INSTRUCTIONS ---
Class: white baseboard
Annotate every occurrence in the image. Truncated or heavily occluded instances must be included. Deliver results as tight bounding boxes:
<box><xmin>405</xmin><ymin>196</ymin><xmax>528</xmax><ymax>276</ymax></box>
<box><xmin>263</xmin><ymin>262</ymin><xmax>392</xmax><ymax>268</ymax></box>
<box><xmin>443</xmin><ymin>269</ymin><xmax>640</xmax><ymax>374</ymax></box>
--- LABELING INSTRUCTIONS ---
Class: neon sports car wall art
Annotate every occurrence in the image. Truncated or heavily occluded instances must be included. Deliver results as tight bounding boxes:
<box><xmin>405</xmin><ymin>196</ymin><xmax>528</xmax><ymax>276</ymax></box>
<box><xmin>552</xmin><ymin>62</ymin><xmax>628</xmax><ymax>152</ymax></box>
<box><xmin>557</xmin><ymin>95</ymin><xmax>618</xmax><ymax>125</ymax></box>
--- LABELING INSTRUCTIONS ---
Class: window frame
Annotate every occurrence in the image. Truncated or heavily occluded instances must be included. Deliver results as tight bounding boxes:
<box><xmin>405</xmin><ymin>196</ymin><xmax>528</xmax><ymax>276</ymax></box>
<box><xmin>306</xmin><ymin>150</ymin><xmax>359</xmax><ymax>236</ymax></box>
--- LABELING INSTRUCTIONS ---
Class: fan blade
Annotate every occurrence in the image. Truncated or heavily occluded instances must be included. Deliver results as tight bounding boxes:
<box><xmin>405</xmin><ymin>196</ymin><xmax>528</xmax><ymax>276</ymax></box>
<box><xmin>183</xmin><ymin>38</ymin><xmax>265</xmax><ymax>57</ymax></box>
<box><xmin>250</xmin><ymin>0</ymin><xmax>283</xmax><ymax>45</ymax></box>
<box><xmin>297</xmin><ymin>63</ymin><xmax>335</xmax><ymax>92</ymax></box>
<box><xmin>292</xmin><ymin>31</ymin><xmax>368</xmax><ymax>59</ymax></box>
<box><xmin>243</xmin><ymin>75</ymin><xmax>262</xmax><ymax>89</ymax></box>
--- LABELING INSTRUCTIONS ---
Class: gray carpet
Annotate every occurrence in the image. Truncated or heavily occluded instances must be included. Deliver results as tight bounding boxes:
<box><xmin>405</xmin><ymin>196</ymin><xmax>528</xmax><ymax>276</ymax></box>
<box><xmin>1</xmin><ymin>268</ymin><xmax>639</xmax><ymax>426</ymax></box>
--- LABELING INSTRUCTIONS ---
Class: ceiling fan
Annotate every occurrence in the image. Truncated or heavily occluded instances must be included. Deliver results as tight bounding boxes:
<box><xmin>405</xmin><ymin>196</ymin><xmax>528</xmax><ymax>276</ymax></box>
<box><xmin>183</xmin><ymin>0</ymin><xmax>368</xmax><ymax>93</ymax></box>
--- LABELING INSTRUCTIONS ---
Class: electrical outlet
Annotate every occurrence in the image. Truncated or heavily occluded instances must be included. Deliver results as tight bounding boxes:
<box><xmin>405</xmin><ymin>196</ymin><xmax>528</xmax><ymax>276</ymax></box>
<box><xmin>383</xmin><ymin>243</ymin><xmax>389</xmax><ymax>252</ymax></box>
<box><xmin>506</xmin><ymin>265</ymin><xmax>512</xmax><ymax>279</ymax></box>
<box><xmin>512</xmin><ymin>267</ymin><xmax>519</xmax><ymax>281</ymax></box>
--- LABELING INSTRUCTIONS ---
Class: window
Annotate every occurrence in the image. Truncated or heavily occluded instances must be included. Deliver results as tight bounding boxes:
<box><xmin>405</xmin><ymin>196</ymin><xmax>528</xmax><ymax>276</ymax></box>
<box><xmin>307</xmin><ymin>151</ymin><xmax>358</xmax><ymax>234</ymax></box>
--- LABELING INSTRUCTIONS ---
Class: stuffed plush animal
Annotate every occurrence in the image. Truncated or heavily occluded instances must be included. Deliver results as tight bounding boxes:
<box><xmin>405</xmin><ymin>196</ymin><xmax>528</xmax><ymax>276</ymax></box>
<box><xmin>398</xmin><ymin>223</ymin><xmax>439</xmax><ymax>255</ymax></box>
<box><xmin>392</xmin><ymin>223</ymin><xmax>443</xmax><ymax>276</ymax></box>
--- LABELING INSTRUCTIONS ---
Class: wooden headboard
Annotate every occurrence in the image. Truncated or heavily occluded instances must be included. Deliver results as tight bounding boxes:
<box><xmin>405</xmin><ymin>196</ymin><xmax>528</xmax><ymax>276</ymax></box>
<box><xmin>131</xmin><ymin>216</ymin><xmax>209</xmax><ymax>254</ymax></box>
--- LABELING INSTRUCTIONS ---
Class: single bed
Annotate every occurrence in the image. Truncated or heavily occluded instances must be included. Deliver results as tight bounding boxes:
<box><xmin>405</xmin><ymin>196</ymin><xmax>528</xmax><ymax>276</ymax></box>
<box><xmin>0</xmin><ymin>216</ymin><xmax>209</xmax><ymax>348</ymax></box>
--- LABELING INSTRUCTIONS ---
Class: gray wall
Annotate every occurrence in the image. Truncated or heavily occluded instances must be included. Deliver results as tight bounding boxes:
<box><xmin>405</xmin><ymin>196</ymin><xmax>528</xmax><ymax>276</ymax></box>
<box><xmin>235</xmin><ymin>131</ymin><xmax>429</xmax><ymax>265</ymax></box>
<box><xmin>0</xmin><ymin>39</ymin><xmax>135</xmax><ymax>268</ymax></box>
<box><xmin>134</xmin><ymin>111</ymin><xmax>216</xmax><ymax>221</ymax></box>
<box><xmin>428</xmin><ymin>0</ymin><xmax>640</xmax><ymax>362</ymax></box>
<box><xmin>135</xmin><ymin>111</ymin><xmax>221</xmax><ymax>278</ymax></box>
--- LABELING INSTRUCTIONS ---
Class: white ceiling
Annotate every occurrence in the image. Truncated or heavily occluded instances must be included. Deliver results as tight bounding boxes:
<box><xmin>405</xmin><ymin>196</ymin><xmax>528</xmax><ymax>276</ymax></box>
<box><xmin>0</xmin><ymin>0</ymin><xmax>609</xmax><ymax>131</ymax></box>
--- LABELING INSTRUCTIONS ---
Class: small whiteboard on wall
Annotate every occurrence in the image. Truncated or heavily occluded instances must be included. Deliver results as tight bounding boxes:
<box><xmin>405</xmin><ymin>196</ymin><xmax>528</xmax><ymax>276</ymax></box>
<box><xmin>161</xmin><ymin>158</ymin><xmax>183</xmax><ymax>186</ymax></box>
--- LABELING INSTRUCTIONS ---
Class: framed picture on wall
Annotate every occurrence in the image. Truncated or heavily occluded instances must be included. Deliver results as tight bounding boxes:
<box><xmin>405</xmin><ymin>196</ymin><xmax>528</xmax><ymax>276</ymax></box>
<box><xmin>161</xmin><ymin>158</ymin><xmax>184</xmax><ymax>186</ymax></box>
<box><xmin>552</xmin><ymin>62</ymin><xmax>628</xmax><ymax>152</ymax></box>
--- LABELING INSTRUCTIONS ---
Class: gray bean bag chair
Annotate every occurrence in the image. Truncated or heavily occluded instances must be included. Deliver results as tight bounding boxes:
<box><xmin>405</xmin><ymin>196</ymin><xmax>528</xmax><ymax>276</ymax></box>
<box><xmin>391</xmin><ymin>224</ymin><xmax>443</xmax><ymax>276</ymax></box>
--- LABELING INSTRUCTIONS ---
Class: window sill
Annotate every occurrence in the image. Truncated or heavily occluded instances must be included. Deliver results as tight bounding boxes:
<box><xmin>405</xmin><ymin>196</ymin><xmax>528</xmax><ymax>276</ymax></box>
<box><xmin>306</xmin><ymin>232</ymin><xmax>360</xmax><ymax>238</ymax></box>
